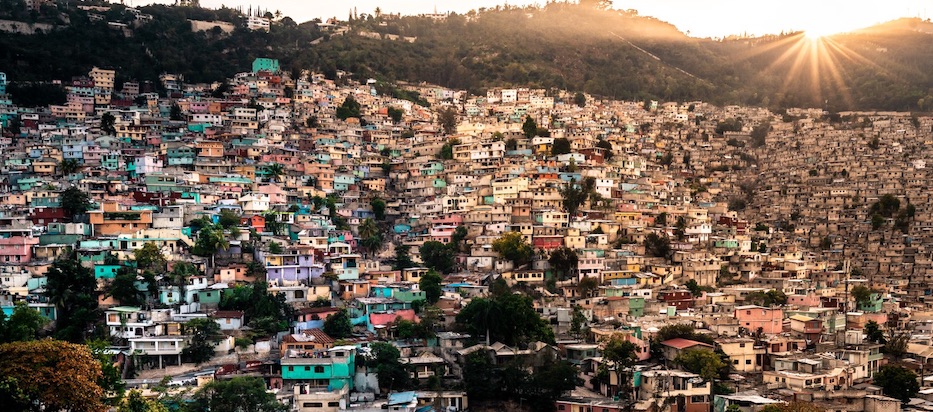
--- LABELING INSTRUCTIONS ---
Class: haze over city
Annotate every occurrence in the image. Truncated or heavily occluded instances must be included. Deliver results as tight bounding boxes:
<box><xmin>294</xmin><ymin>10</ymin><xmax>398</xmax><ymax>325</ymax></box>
<box><xmin>122</xmin><ymin>0</ymin><xmax>930</xmax><ymax>37</ymax></box>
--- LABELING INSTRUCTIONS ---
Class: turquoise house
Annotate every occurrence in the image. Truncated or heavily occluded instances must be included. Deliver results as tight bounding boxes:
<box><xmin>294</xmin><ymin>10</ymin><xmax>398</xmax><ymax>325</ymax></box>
<box><xmin>281</xmin><ymin>346</ymin><xmax>356</xmax><ymax>391</ymax></box>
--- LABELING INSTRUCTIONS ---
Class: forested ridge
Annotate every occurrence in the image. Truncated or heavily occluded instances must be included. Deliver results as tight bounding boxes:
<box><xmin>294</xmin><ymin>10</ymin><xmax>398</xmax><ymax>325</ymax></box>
<box><xmin>3</xmin><ymin>1</ymin><xmax>933</xmax><ymax>111</ymax></box>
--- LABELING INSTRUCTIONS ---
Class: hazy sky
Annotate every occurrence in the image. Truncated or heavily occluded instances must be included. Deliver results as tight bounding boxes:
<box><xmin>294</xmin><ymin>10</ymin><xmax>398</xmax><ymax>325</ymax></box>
<box><xmin>125</xmin><ymin>0</ymin><xmax>930</xmax><ymax>38</ymax></box>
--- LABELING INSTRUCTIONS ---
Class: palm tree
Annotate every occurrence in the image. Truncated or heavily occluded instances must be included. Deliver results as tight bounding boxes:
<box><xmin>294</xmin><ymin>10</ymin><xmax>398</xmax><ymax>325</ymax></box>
<box><xmin>167</xmin><ymin>262</ymin><xmax>199</xmax><ymax>304</ymax></box>
<box><xmin>59</xmin><ymin>159</ymin><xmax>81</xmax><ymax>177</ymax></box>
<box><xmin>267</xmin><ymin>163</ymin><xmax>285</xmax><ymax>182</ymax></box>
<box><xmin>358</xmin><ymin>218</ymin><xmax>382</xmax><ymax>257</ymax></box>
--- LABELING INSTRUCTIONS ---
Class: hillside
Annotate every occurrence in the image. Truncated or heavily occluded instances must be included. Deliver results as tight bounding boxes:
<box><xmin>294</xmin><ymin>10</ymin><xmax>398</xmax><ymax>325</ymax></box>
<box><xmin>3</xmin><ymin>2</ymin><xmax>933</xmax><ymax>111</ymax></box>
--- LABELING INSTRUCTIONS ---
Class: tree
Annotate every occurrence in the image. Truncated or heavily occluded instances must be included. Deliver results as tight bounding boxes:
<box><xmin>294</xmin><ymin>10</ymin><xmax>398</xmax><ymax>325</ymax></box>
<box><xmin>370</xmin><ymin>198</ymin><xmax>387</xmax><ymax>221</ymax></box>
<box><xmin>450</xmin><ymin>225</ymin><xmax>468</xmax><ymax>253</ymax></box>
<box><xmin>86</xmin><ymin>338</ymin><xmax>124</xmax><ymax>403</ymax></box>
<box><xmin>217</xmin><ymin>209</ymin><xmax>240</xmax><ymax>229</ymax></box>
<box><xmin>107</xmin><ymin>267</ymin><xmax>145</xmax><ymax>307</ymax></box>
<box><xmin>559</xmin><ymin>177</ymin><xmax>593</xmax><ymax>220</ymax></box>
<box><xmin>522</xmin><ymin>116</ymin><xmax>538</xmax><ymax>138</ymax></box>
<box><xmin>336</xmin><ymin>96</ymin><xmax>361</xmax><ymax>120</ymax></box>
<box><xmin>61</xmin><ymin>186</ymin><xmax>93</xmax><ymax>220</ymax></box>
<box><xmin>578</xmin><ymin>276</ymin><xmax>599</xmax><ymax>298</ymax></box>
<box><xmin>118</xmin><ymin>390</ymin><xmax>168</xmax><ymax>412</ymax></box>
<box><xmin>187</xmin><ymin>377</ymin><xmax>286</xmax><ymax>412</ymax></box>
<box><xmin>0</xmin><ymin>340</ymin><xmax>105</xmax><ymax>412</ymax></box>
<box><xmin>685</xmin><ymin>279</ymin><xmax>703</xmax><ymax>297</ymax></box>
<box><xmin>548</xmin><ymin>247</ymin><xmax>579</xmax><ymax>281</ymax></box>
<box><xmin>387</xmin><ymin>106</ymin><xmax>404</xmax><ymax>123</ymax></box>
<box><xmin>744</xmin><ymin>289</ymin><xmax>787</xmax><ymax>306</ymax></box>
<box><xmin>873</xmin><ymin>364</ymin><xmax>919</xmax><ymax>402</ymax></box>
<box><xmin>323</xmin><ymin>309</ymin><xmax>353</xmax><ymax>339</ymax></box>
<box><xmin>358</xmin><ymin>218</ymin><xmax>383</xmax><ymax>257</ymax></box>
<box><xmin>219</xmin><ymin>282</ymin><xmax>292</xmax><ymax>336</ymax></box>
<box><xmin>166</xmin><ymin>261</ymin><xmax>199</xmax><ymax>304</ymax></box>
<box><xmin>394</xmin><ymin>244</ymin><xmax>415</xmax><ymax>270</ymax></box>
<box><xmin>596</xmin><ymin>139</ymin><xmax>613</xmax><ymax>160</ymax></box>
<box><xmin>101</xmin><ymin>112</ymin><xmax>116</xmax><ymax>135</ymax></box>
<box><xmin>644</xmin><ymin>233</ymin><xmax>671</xmax><ymax>258</ymax></box>
<box><xmin>266</xmin><ymin>163</ymin><xmax>285</xmax><ymax>182</ymax></box>
<box><xmin>570</xmin><ymin>305</ymin><xmax>588</xmax><ymax>338</ymax></box>
<box><xmin>437</xmin><ymin>138</ymin><xmax>460</xmax><ymax>160</ymax></box>
<box><xmin>456</xmin><ymin>292</ymin><xmax>554</xmax><ymax>347</ymax></box>
<box><xmin>169</xmin><ymin>103</ymin><xmax>183</xmax><ymax>121</ymax></box>
<box><xmin>675</xmin><ymin>348</ymin><xmax>728</xmax><ymax>382</ymax></box>
<box><xmin>655</xmin><ymin>212</ymin><xmax>668</xmax><ymax>226</ymax></box>
<box><xmin>851</xmin><ymin>285</ymin><xmax>873</xmax><ymax>308</ymax></box>
<box><xmin>46</xmin><ymin>253</ymin><xmax>99</xmax><ymax>342</ymax></box>
<box><xmin>884</xmin><ymin>330</ymin><xmax>910</xmax><ymax>359</ymax></box>
<box><xmin>134</xmin><ymin>242</ymin><xmax>166</xmax><ymax>273</ymax></box>
<box><xmin>573</xmin><ymin>92</ymin><xmax>587</xmax><ymax>107</ymax></box>
<box><xmin>492</xmin><ymin>232</ymin><xmax>534</xmax><ymax>267</ymax></box>
<box><xmin>462</xmin><ymin>351</ymin><xmax>495</xmax><ymax>400</ymax></box>
<box><xmin>438</xmin><ymin>107</ymin><xmax>458</xmax><ymax>135</ymax></box>
<box><xmin>182</xmin><ymin>318</ymin><xmax>221</xmax><ymax>364</ymax></box>
<box><xmin>60</xmin><ymin>158</ymin><xmax>81</xmax><ymax>176</ymax></box>
<box><xmin>864</xmin><ymin>320</ymin><xmax>886</xmax><ymax>344</ymax></box>
<box><xmin>420</xmin><ymin>270</ymin><xmax>444</xmax><ymax>304</ymax></box>
<box><xmin>366</xmin><ymin>342</ymin><xmax>411</xmax><ymax>393</ymax></box>
<box><xmin>268</xmin><ymin>241</ymin><xmax>283</xmax><ymax>254</ymax></box>
<box><xmin>420</xmin><ymin>241</ymin><xmax>455</xmax><ymax>273</ymax></box>
<box><xmin>0</xmin><ymin>301</ymin><xmax>48</xmax><ymax>343</ymax></box>
<box><xmin>551</xmin><ymin>137</ymin><xmax>571</xmax><ymax>155</ymax></box>
<box><xmin>603</xmin><ymin>336</ymin><xmax>639</xmax><ymax>403</ymax></box>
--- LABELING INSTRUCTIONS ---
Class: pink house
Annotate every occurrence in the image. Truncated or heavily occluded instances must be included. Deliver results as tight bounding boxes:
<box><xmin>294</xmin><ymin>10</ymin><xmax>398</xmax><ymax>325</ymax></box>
<box><xmin>0</xmin><ymin>233</ymin><xmax>40</xmax><ymax>264</ymax></box>
<box><xmin>787</xmin><ymin>294</ymin><xmax>821</xmax><ymax>307</ymax></box>
<box><xmin>257</xmin><ymin>184</ymin><xmax>288</xmax><ymax>204</ymax></box>
<box><xmin>734</xmin><ymin>305</ymin><xmax>784</xmax><ymax>335</ymax></box>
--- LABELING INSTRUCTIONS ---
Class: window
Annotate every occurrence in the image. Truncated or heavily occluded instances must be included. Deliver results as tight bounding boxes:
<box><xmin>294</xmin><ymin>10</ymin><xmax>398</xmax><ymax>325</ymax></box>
<box><xmin>304</xmin><ymin>366</ymin><xmax>310</xmax><ymax>371</ymax></box>
<box><xmin>288</xmin><ymin>366</ymin><xmax>293</xmax><ymax>372</ymax></box>
<box><xmin>303</xmin><ymin>403</ymin><xmax>323</xmax><ymax>407</ymax></box>
<box><xmin>745</xmin><ymin>360</ymin><xmax>752</xmax><ymax>365</ymax></box>
<box><xmin>314</xmin><ymin>366</ymin><xmax>324</xmax><ymax>373</ymax></box>
<box><xmin>328</xmin><ymin>402</ymin><xmax>340</xmax><ymax>407</ymax></box>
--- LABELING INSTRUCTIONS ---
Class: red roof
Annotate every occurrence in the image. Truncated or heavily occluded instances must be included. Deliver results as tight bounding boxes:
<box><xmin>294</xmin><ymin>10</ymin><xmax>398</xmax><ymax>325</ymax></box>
<box><xmin>660</xmin><ymin>338</ymin><xmax>712</xmax><ymax>350</ymax></box>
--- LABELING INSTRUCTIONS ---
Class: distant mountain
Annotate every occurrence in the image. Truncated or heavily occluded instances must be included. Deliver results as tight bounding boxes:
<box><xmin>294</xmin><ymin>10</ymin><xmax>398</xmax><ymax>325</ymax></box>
<box><xmin>3</xmin><ymin>3</ymin><xmax>933</xmax><ymax>111</ymax></box>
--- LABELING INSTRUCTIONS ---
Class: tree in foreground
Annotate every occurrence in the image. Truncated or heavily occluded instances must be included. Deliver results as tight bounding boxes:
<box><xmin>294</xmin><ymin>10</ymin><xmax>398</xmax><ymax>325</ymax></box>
<box><xmin>118</xmin><ymin>390</ymin><xmax>168</xmax><ymax>412</ymax></box>
<box><xmin>187</xmin><ymin>377</ymin><xmax>286</xmax><ymax>412</ymax></box>
<box><xmin>0</xmin><ymin>301</ymin><xmax>48</xmax><ymax>343</ymax></box>
<box><xmin>675</xmin><ymin>348</ymin><xmax>728</xmax><ymax>382</ymax></box>
<box><xmin>46</xmin><ymin>252</ymin><xmax>99</xmax><ymax>342</ymax></box>
<box><xmin>456</xmin><ymin>292</ymin><xmax>554</xmax><ymax>347</ymax></box>
<box><xmin>0</xmin><ymin>340</ymin><xmax>105</xmax><ymax>412</ymax></box>
<box><xmin>873</xmin><ymin>364</ymin><xmax>919</xmax><ymax>402</ymax></box>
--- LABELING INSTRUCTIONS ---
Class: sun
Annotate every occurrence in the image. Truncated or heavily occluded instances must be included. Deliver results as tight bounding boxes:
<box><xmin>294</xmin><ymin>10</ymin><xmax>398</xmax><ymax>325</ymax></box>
<box><xmin>803</xmin><ymin>28</ymin><xmax>833</xmax><ymax>41</ymax></box>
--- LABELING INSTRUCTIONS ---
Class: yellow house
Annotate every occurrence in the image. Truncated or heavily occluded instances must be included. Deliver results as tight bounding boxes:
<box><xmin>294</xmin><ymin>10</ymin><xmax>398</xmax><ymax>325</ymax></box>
<box><xmin>502</xmin><ymin>270</ymin><xmax>545</xmax><ymax>284</ymax></box>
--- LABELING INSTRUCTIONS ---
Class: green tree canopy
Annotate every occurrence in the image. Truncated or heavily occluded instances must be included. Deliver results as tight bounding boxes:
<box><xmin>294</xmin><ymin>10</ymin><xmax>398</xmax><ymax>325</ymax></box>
<box><xmin>187</xmin><ymin>377</ymin><xmax>286</xmax><ymax>412</ymax></box>
<box><xmin>419</xmin><ymin>270</ymin><xmax>444</xmax><ymax>304</ymax></box>
<box><xmin>873</xmin><ymin>364</ymin><xmax>919</xmax><ymax>402</ymax></box>
<box><xmin>0</xmin><ymin>301</ymin><xmax>48</xmax><ymax>343</ymax></box>
<box><xmin>492</xmin><ymin>232</ymin><xmax>534</xmax><ymax>267</ymax></box>
<box><xmin>456</xmin><ymin>292</ymin><xmax>554</xmax><ymax>347</ymax></box>
<box><xmin>551</xmin><ymin>137</ymin><xmax>572</xmax><ymax>155</ymax></box>
<box><xmin>46</xmin><ymin>253</ymin><xmax>99</xmax><ymax>343</ymax></box>
<box><xmin>182</xmin><ymin>318</ymin><xmax>221</xmax><ymax>364</ymax></box>
<box><xmin>336</xmin><ymin>96</ymin><xmax>361</xmax><ymax>120</ymax></box>
<box><xmin>61</xmin><ymin>186</ymin><xmax>93</xmax><ymax>220</ymax></box>
<box><xmin>420</xmin><ymin>240</ymin><xmax>456</xmax><ymax>273</ymax></box>
<box><xmin>323</xmin><ymin>309</ymin><xmax>353</xmax><ymax>339</ymax></box>
<box><xmin>548</xmin><ymin>247</ymin><xmax>579</xmax><ymax>281</ymax></box>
